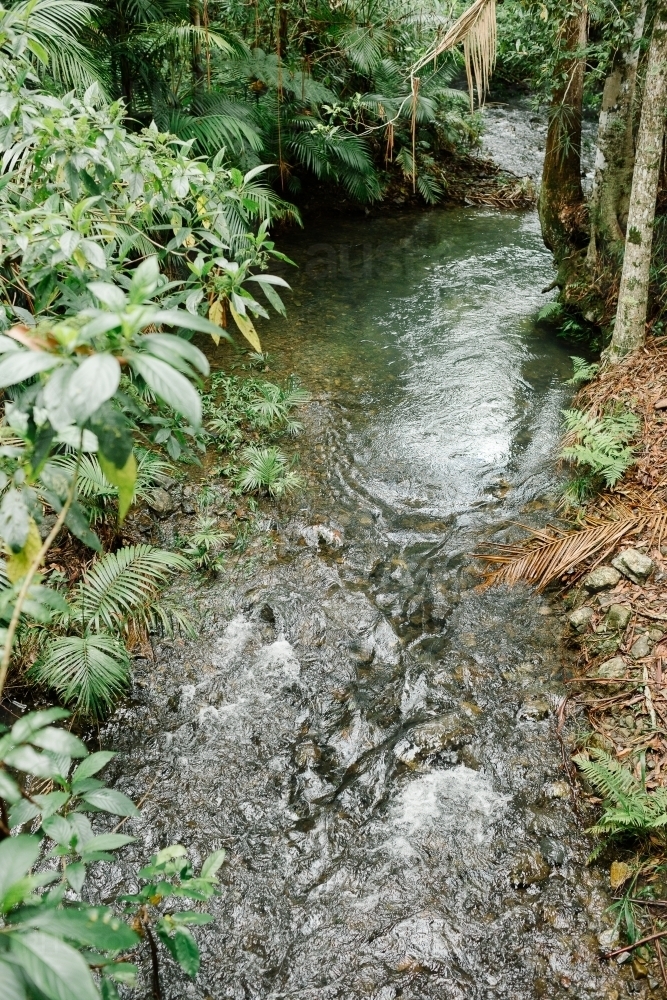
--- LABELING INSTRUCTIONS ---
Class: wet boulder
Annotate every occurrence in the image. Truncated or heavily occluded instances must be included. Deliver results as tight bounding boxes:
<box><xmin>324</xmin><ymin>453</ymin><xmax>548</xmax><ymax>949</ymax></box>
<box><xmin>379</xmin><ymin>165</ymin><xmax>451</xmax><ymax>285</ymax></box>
<box><xmin>539</xmin><ymin>836</ymin><xmax>566</xmax><ymax>866</ymax></box>
<box><xmin>147</xmin><ymin>486</ymin><xmax>175</xmax><ymax>517</ymax></box>
<box><xmin>582</xmin><ymin>566</ymin><xmax>621</xmax><ymax>592</ymax></box>
<box><xmin>393</xmin><ymin>713</ymin><xmax>472</xmax><ymax>765</ymax></box>
<box><xmin>517</xmin><ymin>696</ymin><xmax>551</xmax><ymax>721</ymax></box>
<box><xmin>568</xmin><ymin>606</ymin><xmax>594</xmax><ymax>633</ymax></box>
<box><xmin>509</xmin><ymin>849</ymin><xmax>551</xmax><ymax>887</ymax></box>
<box><xmin>611</xmin><ymin>548</ymin><xmax>654</xmax><ymax>585</ymax></box>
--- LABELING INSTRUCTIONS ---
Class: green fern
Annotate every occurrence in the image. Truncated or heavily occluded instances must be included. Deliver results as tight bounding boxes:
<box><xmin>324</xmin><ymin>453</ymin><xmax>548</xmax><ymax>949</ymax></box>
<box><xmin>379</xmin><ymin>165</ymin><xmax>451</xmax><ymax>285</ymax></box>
<box><xmin>566</xmin><ymin>356</ymin><xmax>600</xmax><ymax>386</ymax></box>
<box><xmin>561</xmin><ymin>406</ymin><xmax>640</xmax><ymax>488</ymax></box>
<box><xmin>574</xmin><ymin>749</ymin><xmax>667</xmax><ymax>841</ymax></box>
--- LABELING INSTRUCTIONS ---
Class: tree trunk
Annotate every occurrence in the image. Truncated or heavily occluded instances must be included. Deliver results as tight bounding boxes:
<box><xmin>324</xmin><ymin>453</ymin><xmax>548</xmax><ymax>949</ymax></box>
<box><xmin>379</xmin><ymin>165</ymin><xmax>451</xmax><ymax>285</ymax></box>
<box><xmin>190</xmin><ymin>0</ymin><xmax>204</xmax><ymax>88</ymax></box>
<box><xmin>539</xmin><ymin>3</ymin><xmax>587</xmax><ymax>259</ymax></box>
<box><xmin>608</xmin><ymin>4</ymin><xmax>667</xmax><ymax>361</ymax></box>
<box><xmin>587</xmin><ymin>3</ymin><xmax>646</xmax><ymax>262</ymax></box>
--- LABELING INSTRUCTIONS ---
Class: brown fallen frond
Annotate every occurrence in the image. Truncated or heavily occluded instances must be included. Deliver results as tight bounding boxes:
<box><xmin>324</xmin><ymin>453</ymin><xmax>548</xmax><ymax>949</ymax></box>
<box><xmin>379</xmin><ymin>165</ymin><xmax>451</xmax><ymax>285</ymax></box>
<box><xmin>411</xmin><ymin>0</ymin><xmax>496</xmax><ymax>109</ymax></box>
<box><xmin>477</xmin><ymin>515</ymin><xmax>642</xmax><ymax>591</ymax></box>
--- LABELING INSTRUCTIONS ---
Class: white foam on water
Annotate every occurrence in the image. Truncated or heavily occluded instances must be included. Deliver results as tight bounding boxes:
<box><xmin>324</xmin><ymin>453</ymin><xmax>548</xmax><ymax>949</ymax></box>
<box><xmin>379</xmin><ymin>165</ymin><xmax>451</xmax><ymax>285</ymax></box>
<box><xmin>391</xmin><ymin>765</ymin><xmax>510</xmax><ymax>844</ymax></box>
<box><xmin>255</xmin><ymin>637</ymin><xmax>301</xmax><ymax>680</ymax></box>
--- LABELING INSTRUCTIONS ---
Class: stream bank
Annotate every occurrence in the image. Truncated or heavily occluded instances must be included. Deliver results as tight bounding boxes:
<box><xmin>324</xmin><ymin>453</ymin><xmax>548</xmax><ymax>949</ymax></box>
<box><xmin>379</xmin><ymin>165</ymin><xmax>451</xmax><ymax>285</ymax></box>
<box><xmin>96</xmin><ymin>207</ymin><xmax>641</xmax><ymax>998</ymax></box>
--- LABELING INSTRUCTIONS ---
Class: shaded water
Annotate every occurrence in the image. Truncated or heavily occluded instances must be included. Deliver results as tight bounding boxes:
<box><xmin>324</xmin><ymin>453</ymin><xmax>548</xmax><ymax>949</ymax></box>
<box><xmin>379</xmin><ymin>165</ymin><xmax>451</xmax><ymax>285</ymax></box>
<box><xmin>105</xmin><ymin>209</ymin><xmax>628</xmax><ymax>999</ymax></box>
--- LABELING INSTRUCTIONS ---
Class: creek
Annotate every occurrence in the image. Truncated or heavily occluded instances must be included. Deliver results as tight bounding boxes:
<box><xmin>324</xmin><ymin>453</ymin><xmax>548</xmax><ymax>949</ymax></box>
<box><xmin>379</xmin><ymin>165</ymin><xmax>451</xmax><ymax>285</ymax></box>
<box><xmin>103</xmin><ymin>207</ymin><xmax>630</xmax><ymax>999</ymax></box>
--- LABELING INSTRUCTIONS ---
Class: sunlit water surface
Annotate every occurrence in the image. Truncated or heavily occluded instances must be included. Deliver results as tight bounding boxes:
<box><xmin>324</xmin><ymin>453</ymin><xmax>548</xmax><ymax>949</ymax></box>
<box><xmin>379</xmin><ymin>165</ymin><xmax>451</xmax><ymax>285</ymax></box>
<box><xmin>103</xmin><ymin>209</ymin><xmax>626</xmax><ymax>1000</ymax></box>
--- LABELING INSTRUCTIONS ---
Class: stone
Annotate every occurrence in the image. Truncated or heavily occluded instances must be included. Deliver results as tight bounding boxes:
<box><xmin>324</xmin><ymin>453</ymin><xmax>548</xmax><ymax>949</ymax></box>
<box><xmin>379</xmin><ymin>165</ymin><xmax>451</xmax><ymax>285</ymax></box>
<box><xmin>648</xmin><ymin>627</ymin><xmax>665</xmax><ymax>642</ymax></box>
<box><xmin>588</xmin><ymin>731</ymin><xmax>615</xmax><ymax>753</ymax></box>
<box><xmin>605</xmin><ymin>604</ymin><xmax>632</xmax><ymax>631</ymax></box>
<box><xmin>582</xmin><ymin>566</ymin><xmax>621</xmax><ymax>592</ymax></box>
<box><xmin>595</xmin><ymin>656</ymin><xmax>627</xmax><ymax>692</ymax></box>
<box><xmin>542</xmin><ymin>780</ymin><xmax>570</xmax><ymax>800</ymax></box>
<box><xmin>611</xmin><ymin>547</ymin><xmax>654</xmax><ymax>584</ymax></box>
<box><xmin>539</xmin><ymin>836</ymin><xmax>565</xmax><ymax>866</ymax></box>
<box><xmin>517</xmin><ymin>696</ymin><xmax>550</xmax><ymax>721</ymax></box>
<box><xmin>568</xmin><ymin>606</ymin><xmax>594</xmax><ymax>633</ymax></box>
<box><xmin>509</xmin><ymin>849</ymin><xmax>551</xmax><ymax>888</ymax></box>
<box><xmin>393</xmin><ymin>713</ymin><xmax>472</xmax><ymax>764</ymax></box>
<box><xmin>630</xmin><ymin>633</ymin><xmax>653</xmax><ymax>659</ymax></box>
<box><xmin>147</xmin><ymin>486</ymin><xmax>175</xmax><ymax>516</ymax></box>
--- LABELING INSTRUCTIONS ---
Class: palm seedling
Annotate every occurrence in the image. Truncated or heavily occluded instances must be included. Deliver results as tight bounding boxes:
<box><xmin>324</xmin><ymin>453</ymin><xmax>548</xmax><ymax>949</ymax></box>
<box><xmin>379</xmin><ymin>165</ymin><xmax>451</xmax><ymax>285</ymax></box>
<box><xmin>236</xmin><ymin>445</ymin><xmax>303</xmax><ymax>498</ymax></box>
<box><xmin>29</xmin><ymin>545</ymin><xmax>192</xmax><ymax>715</ymax></box>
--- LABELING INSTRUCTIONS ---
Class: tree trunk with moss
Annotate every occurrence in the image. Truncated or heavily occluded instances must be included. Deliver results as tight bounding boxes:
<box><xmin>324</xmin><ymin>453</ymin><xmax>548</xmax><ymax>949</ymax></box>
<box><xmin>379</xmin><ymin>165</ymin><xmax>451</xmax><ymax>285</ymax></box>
<box><xmin>608</xmin><ymin>4</ymin><xmax>667</xmax><ymax>361</ymax></box>
<box><xmin>539</xmin><ymin>4</ymin><xmax>587</xmax><ymax>261</ymax></box>
<box><xmin>587</xmin><ymin>4</ymin><xmax>646</xmax><ymax>262</ymax></box>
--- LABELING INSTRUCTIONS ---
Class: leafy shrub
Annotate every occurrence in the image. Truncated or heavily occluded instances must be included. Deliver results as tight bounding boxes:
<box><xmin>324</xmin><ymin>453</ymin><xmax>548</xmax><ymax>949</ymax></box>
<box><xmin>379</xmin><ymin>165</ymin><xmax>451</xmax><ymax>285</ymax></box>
<box><xmin>575</xmin><ymin>748</ymin><xmax>667</xmax><ymax>848</ymax></box>
<box><xmin>561</xmin><ymin>406</ymin><xmax>640</xmax><ymax>494</ymax></box>
<box><xmin>0</xmin><ymin>708</ymin><xmax>224</xmax><ymax>999</ymax></box>
<box><xmin>566</xmin><ymin>356</ymin><xmax>600</xmax><ymax>387</ymax></box>
<box><xmin>236</xmin><ymin>446</ymin><xmax>303</xmax><ymax>497</ymax></box>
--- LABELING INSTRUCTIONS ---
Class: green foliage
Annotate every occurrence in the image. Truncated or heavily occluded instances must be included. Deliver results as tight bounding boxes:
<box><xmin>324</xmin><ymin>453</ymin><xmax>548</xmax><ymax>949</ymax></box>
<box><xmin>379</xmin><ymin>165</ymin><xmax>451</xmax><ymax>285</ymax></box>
<box><xmin>181</xmin><ymin>515</ymin><xmax>233</xmax><ymax>573</ymax></box>
<box><xmin>0</xmin><ymin>709</ymin><xmax>224</xmax><ymax>998</ymax></box>
<box><xmin>561</xmin><ymin>405</ymin><xmax>640</xmax><ymax>490</ymax></box>
<box><xmin>236</xmin><ymin>445</ymin><xmax>304</xmax><ymax>497</ymax></box>
<box><xmin>566</xmin><ymin>356</ymin><xmax>600</xmax><ymax>386</ymax></box>
<box><xmin>574</xmin><ymin>748</ymin><xmax>667</xmax><ymax>845</ymax></box>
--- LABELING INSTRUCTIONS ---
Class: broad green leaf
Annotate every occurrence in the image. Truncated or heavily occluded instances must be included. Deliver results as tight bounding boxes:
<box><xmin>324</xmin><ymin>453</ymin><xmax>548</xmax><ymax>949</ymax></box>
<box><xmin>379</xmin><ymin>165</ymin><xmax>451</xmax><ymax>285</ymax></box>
<box><xmin>88</xmin><ymin>283</ymin><xmax>126</xmax><ymax>310</ymax></box>
<box><xmin>154</xmin><ymin>844</ymin><xmax>187</xmax><ymax>865</ymax></box>
<box><xmin>168</xmin><ymin>912</ymin><xmax>213</xmax><ymax>926</ymax></box>
<box><xmin>153</xmin><ymin>309</ymin><xmax>233</xmax><ymax>342</ymax></box>
<box><xmin>129</xmin><ymin>353</ymin><xmax>201</xmax><ymax>427</ymax></box>
<box><xmin>0</xmin><ymin>770</ymin><xmax>21</xmax><ymax>803</ymax></box>
<box><xmin>42</xmin><ymin>814</ymin><xmax>74</xmax><ymax>846</ymax></box>
<box><xmin>3</xmin><ymin>745</ymin><xmax>60</xmax><ymax>778</ymax></box>
<box><xmin>65</xmin><ymin>863</ymin><xmax>86</xmax><ymax>893</ymax></box>
<box><xmin>230</xmin><ymin>304</ymin><xmax>261</xmax><ymax>352</ymax></box>
<box><xmin>9</xmin><ymin>930</ymin><xmax>99</xmax><ymax>1000</ymax></box>
<box><xmin>65</xmin><ymin>502</ymin><xmax>102</xmax><ymax>552</ymax></box>
<box><xmin>33</xmin><ymin>791</ymin><xmax>69</xmax><ymax>818</ymax></box>
<box><xmin>77</xmin><ymin>834</ymin><xmax>135</xmax><ymax>861</ymax></box>
<box><xmin>100</xmin><ymin>980</ymin><xmax>120</xmax><ymax>1000</ymax></box>
<box><xmin>142</xmin><ymin>334</ymin><xmax>210</xmax><ymax>376</ymax></box>
<box><xmin>69</xmin><ymin>355</ymin><xmax>121</xmax><ymax>424</ymax></box>
<box><xmin>80</xmin><ymin>239</ymin><xmax>106</xmax><ymax>270</ymax></box>
<box><xmin>103</xmin><ymin>962</ymin><xmax>136</xmax><ymax>986</ymax></box>
<box><xmin>8</xmin><ymin>799</ymin><xmax>41</xmax><ymax>830</ymax></box>
<box><xmin>88</xmin><ymin>404</ymin><xmax>132</xmax><ymax>470</ymax></box>
<box><xmin>11</xmin><ymin>709</ymin><xmax>69</xmax><ymax>743</ymax></box>
<box><xmin>0</xmin><ymin>836</ymin><xmax>41</xmax><ymax>900</ymax></box>
<box><xmin>0</xmin><ymin>351</ymin><xmax>59</xmax><ymax>388</ymax></box>
<box><xmin>22</xmin><ymin>907</ymin><xmax>139</xmax><ymax>952</ymax></box>
<box><xmin>200</xmin><ymin>848</ymin><xmax>226</xmax><ymax>880</ymax></box>
<box><xmin>80</xmin><ymin>788</ymin><xmax>139</xmax><ymax>816</ymax></box>
<box><xmin>30</xmin><ymin>728</ymin><xmax>87</xmax><ymax>758</ymax></box>
<box><xmin>0</xmin><ymin>489</ymin><xmax>30</xmax><ymax>553</ymax></box>
<box><xmin>71</xmin><ymin>751</ymin><xmax>116</xmax><ymax>786</ymax></box>
<box><xmin>172</xmin><ymin>927</ymin><xmax>200</xmax><ymax>977</ymax></box>
<box><xmin>98</xmin><ymin>451</ymin><xmax>136</xmax><ymax>522</ymax></box>
<box><xmin>6</xmin><ymin>518</ymin><xmax>41</xmax><ymax>582</ymax></box>
<box><xmin>0</xmin><ymin>958</ymin><xmax>28</xmax><ymax>1000</ymax></box>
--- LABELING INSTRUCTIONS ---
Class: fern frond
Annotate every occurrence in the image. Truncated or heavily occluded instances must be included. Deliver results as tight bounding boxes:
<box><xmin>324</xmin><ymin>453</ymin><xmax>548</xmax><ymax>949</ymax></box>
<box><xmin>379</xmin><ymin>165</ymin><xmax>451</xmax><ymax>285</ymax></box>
<box><xmin>30</xmin><ymin>632</ymin><xmax>129</xmax><ymax>716</ymax></box>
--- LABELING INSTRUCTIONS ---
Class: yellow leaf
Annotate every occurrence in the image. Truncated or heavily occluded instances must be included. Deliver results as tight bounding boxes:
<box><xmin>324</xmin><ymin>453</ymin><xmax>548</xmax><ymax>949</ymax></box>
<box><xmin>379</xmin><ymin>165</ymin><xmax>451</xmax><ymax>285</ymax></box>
<box><xmin>6</xmin><ymin>519</ymin><xmax>43</xmax><ymax>583</ymax></box>
<box><xmin>99</xmin><ymin>451</ymin><xmax>137</xmax><ymax>523</ymax></box>
<box><xmin>230</xmin><ymin>304</ymin><xmax>261</xmax><ymax>353</ymax></box>
<box><xmin>610</xmin><ymin>860</ymin><xmax>631</xmax><ymax>889</ymax></box>
<box><xmin>208</xmin><ymin>299</ymin><xmax>224</xmax><ymax>346</ymax></box>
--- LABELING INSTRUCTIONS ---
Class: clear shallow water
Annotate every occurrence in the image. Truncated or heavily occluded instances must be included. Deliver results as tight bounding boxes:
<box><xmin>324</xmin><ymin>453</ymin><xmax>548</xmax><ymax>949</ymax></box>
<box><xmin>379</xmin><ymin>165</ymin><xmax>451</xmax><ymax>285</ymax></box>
<box><xmin>102</xmin><ymin>208</ymin><xmax>628</xmax><ymax>1000</ymax></box>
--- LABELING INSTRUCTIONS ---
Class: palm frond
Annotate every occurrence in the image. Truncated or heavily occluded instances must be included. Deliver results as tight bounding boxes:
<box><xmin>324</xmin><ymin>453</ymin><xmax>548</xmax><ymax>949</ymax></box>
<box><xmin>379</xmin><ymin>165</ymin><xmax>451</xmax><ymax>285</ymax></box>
<box><xmin>71</xmin><ymin>545</ymin><xmax>189</xmax><ymax>633</ymax></box>
<box><xmin>30</xmin><ymin>632</ymin><xmax>130</xmax><ymax>716</ymax></box>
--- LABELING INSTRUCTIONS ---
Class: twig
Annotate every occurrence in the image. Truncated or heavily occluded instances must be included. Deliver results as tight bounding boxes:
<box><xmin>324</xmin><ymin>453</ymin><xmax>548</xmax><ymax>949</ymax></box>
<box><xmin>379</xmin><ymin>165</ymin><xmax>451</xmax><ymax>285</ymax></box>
<box><xmin>605</xmin><ymin>928</ymin><xmax>667</xmax><ymax>958</ymax></box>
<box><xmin>145</xmin><ymin>924</ymin><xmax>162</xmax><ymax>1000</ymax></box>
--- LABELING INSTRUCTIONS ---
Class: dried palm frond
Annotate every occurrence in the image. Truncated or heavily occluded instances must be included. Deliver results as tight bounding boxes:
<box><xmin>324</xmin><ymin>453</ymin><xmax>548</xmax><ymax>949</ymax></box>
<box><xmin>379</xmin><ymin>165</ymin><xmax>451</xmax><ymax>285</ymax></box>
<box><xmin>478</xmin><ymin>514</ymin><xmax>642</xmax><ymax>591</ymax></box>
<box><xmin>411</xmin><ymin>0</ymin><xmax>497</xmax><ymax>109</ymax></box>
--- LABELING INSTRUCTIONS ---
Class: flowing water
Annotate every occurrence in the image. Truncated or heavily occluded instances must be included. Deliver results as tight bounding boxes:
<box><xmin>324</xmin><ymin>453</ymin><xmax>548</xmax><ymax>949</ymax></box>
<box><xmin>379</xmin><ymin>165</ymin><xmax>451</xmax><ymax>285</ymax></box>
<box><xmin>103</xmin><ymin>208</ymin><xmax>632</xmax><ymax>999</ymax></box>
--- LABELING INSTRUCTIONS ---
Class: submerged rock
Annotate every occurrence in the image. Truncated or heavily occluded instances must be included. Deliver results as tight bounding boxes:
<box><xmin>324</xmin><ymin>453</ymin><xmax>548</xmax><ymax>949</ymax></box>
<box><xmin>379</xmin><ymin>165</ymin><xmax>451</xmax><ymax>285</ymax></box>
<box><xmin>539</xmin><ymin>836</ymin><xmax>566</xmax><ymax>866</ymax></box>
<box><xmin>611</xmin><ymin>548</ymin><xmax>654</xmax><ymax>584</ymax></box>
<box><xmin>509</xmin><ymin>849</ymin><xmax>551</xmax><ymax>887</ymax></box>
<box><xmin>583</xmin><ymin>566</ymin><xmax>621</xmax><ymax>592</ymax></box>
<box><xmin>393</xmin><ymin>713</ymin><xmax>472</xmax><ymax>764</ymax></box>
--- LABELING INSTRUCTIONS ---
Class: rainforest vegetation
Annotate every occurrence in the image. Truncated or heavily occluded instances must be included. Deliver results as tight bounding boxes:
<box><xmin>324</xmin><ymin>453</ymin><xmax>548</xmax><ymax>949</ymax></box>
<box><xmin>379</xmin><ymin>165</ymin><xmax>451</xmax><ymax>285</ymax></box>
<box><xmin>0</xmin><ymin>0</ymin><xmax>667</xmax><ymax>995</ymax></box>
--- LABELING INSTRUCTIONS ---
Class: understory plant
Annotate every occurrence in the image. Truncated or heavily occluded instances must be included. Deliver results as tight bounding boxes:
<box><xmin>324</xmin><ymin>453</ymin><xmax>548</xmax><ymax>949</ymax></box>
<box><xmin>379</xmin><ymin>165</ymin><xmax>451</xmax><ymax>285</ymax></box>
<box><xmin>560</xmin><ymin>405</ymin><xmax>640</xmax><ymax>502</ymax></box>
<box><xmin>0</xmin><ymin>707</ymin><xmax>224</xmax><ymax>999</ymax></box>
